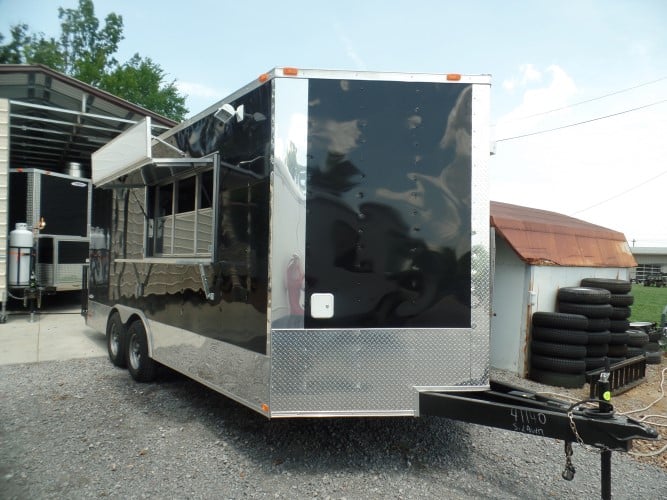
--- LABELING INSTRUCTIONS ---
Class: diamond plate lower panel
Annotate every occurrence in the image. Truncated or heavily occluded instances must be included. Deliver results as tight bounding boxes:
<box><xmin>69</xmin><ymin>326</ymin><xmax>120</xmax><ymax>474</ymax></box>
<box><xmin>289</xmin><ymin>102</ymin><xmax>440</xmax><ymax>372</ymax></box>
<box><xmin>270</xmin><ymin>328</ymin><xmax>488</xmax><ymax>415</ymax></box>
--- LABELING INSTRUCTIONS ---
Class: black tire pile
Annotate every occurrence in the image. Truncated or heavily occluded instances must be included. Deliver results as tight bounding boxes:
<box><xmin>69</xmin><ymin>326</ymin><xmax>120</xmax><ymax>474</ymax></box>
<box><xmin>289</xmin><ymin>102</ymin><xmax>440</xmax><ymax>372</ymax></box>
<box><xmin>530</xmin><ymin>311</ymin><xmax>589</xmax><ymax>388</ymax></box>
<box><xmin>627</xmin><ymin>327</ymin><xmax>664</xmax><ymax>365</ymax></box>
<box><xmin>529</xmin><ymin>278</ymin><xmax>634</xmax><ymax>388</ymax></box>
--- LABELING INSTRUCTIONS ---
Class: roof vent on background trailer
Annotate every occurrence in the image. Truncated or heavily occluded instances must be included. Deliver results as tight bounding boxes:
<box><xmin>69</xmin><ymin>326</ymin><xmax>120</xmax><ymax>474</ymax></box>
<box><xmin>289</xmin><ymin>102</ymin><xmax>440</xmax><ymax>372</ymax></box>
<box><xmin>66</xmin><ymin>161</ymin><xmax>85</xmax><ymax>178</ymax></box>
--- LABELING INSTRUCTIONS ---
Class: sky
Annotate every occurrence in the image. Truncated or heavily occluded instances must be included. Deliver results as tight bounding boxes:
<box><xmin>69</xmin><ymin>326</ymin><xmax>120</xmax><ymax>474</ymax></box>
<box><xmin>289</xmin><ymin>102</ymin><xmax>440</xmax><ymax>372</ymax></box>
<box><xmin>2</xmin><ymin>0</ymin><xmax>666</xmax><ymax>246</ymax></box>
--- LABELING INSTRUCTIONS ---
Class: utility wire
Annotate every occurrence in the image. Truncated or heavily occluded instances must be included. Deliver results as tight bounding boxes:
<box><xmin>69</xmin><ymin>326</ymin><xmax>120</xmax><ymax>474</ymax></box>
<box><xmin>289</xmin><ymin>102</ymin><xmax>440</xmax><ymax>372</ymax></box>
<box><xmin>493</xmin><ymin>76</ymin><xmax>667</xmax><ymax>125</ymax></box>
<box><xmin>495</xmin><ymin>98</ymin><xmax>667</xmax><ymax>143</ymax></box>
<box><xmin>571</xmin><ymin>169</ymin><xmax>667</xmax><ymax>215</ymax></box>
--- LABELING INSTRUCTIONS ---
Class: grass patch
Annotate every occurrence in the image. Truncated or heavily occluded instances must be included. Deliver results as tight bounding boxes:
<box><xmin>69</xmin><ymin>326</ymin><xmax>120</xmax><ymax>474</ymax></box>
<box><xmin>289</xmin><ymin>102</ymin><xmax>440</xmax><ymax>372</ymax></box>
<box><xmin>629</xmin><ymin>284</ymin><xmax>667</xmax><ymax>326</ymax></box>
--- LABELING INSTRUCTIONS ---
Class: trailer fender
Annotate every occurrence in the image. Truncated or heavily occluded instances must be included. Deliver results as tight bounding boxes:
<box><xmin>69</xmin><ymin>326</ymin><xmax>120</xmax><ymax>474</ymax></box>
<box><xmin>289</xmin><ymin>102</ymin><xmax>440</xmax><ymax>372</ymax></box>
<box><xmin>110</xmin><ymin>305</ymin><xmax>155</xmax><ymax>358</ymax></box>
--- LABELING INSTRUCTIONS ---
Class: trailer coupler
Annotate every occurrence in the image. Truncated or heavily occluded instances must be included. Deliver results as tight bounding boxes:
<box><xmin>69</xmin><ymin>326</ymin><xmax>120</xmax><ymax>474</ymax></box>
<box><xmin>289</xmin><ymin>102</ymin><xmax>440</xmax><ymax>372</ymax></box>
<box><xmin>420</xmin><ymin>377</ymin><xmax>658</xmax><ymax>500</ymax></box>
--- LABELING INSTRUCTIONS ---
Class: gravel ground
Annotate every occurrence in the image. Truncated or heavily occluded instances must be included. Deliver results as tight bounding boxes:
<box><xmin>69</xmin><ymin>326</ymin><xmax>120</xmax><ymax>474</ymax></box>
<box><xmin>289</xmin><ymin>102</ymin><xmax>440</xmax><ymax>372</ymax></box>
<box><xmin>1</xmin><ymin>356</ymin><xmax>666</xmax><ymax>500</ymax></box>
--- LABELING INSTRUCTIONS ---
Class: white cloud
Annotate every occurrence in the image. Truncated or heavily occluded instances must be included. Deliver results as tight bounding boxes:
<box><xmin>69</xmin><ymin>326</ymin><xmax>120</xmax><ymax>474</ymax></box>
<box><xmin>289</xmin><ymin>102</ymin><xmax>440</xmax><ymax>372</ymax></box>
<box><xmin>175</xmin><ymin>81</ymin><xmax>226</xmax><ymax>100</ymax></box>
<box><xmin>333</xmin><ymin>23</ymin><xmax>367</xmax><ymax>70</ymax></box>
<box><xmin>490</xmin><ymin>67</ymin><xmax>667</xmax><ymax>246</ymax></box>
<box><xmin>501</xmin><ymin>63</ymin><xmax>542</xmax><ymax>92</ymax></box>
<box><xmin>495</xmin><ymin>64</ymin><xmax>577</xmax><ymax>140</ymax></box>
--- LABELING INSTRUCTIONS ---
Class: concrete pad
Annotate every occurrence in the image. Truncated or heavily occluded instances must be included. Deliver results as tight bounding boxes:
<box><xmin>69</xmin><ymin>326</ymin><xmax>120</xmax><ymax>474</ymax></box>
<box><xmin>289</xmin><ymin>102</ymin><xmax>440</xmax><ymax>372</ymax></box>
<box><xmin>0</xmin><ymin>307</ymin><xmax>106</xmax><ymax>366</ymax></box>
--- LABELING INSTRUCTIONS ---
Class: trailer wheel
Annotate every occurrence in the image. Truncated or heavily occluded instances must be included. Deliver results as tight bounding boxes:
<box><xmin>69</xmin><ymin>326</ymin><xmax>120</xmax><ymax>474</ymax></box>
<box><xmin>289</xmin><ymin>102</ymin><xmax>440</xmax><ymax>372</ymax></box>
<box><xmin>626</xmin><ymin>330</ymin><xmax>649</xmax><ymax>348</ymax></box>
<box><xmin>557</xmin><ymin>286</ymin><xmax>611</xmax><ymax>304</ymax></box>
<box><xmin>609</xmin><ymin>294</ymin><xmax>634</xmax><ymax>307</ymax></box>
<box><xmin>626</xmin><ymin>346</ymin><xmax>645</xmax><ymax>358</ymax></box>
<box><xmin>530</xmin><ymin>355</ymin><xmax>586</xmax><ymax>374</ymax></box>
<box><xmin>531</xmin><ymin>326</ymin><xmax>589</xmax><ymax>345</ymax></box>
<box><xmin>126</xmin><ymin>320</ymin><xmax>157</xmax><ymax>382</ymax></box>
<box><xmin>585</xmin><ymin>343</ymin><xmax>608</xmax><ymax>357</ymax></box>
<box><xmin>580</xmin><ymin>278</ymin><xmax>632</xmax><ymax>294</ymax></box>
<box><xmin>606</xmin><ymin>343</ymin><xmax>628</xmax><ymax>357</ymax></box>
<box><xmin>645</xmin><ymin>350</ymin><xmax>663</xmax><ymax>364</ymax></box>
<box><xmin>586</xmin><ymin>330</ymin><xmax>611</xmax><ymax>345</ymax></box>
<box><xmin>106</xmin><ymin>312</ymin><xmax>126</xmax><ymax>368</ymax></box>
<box><xmin>610</xmin><ymin>306</ymin><xmax>631</xmax><ymax>320</ymax></box>
<box><xmin>586</xmin><ymin>317</ymin><xmax>611</xmax><ymax>332</ymax></box>
<box><xmin>530</xmin><ymin>340</ymin><xmax>586</xmax><ymax>359</ymax></box>
<box><xmin>585</xmin><ymin>356</ymin><xmax>608</xmax><ymax>371</ymax></box>
<box><xmin>528</xmin><ymin>368</ymin><xmax>586</xmax><ymax>388</ymax></box>
<box><xmin>609</xmin><ymin>320</ymin><xmax>630</xmax><ymax>333</ymax></box>
<box><xmin>558</xmin><ymin>302</ymin><xmax>613</xmax><ymax>319</ymax></box>
<box><xmin>531</xmin><ymin>312</ymin><xmax>588</xmax><ymax>330</ymax></box>
<box><xmin>608</xmin><ymin>331</ymin><xmax>629</xmax><ymax>345</ymax></box>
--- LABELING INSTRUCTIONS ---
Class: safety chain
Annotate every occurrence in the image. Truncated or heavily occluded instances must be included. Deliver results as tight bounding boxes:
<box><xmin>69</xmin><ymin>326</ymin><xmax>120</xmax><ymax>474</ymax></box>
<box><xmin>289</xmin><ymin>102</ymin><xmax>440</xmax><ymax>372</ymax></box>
<box><xmin>562</xmin><ymin>441</ymin><xmax>576</xmax><ymax>481</ymax></box>
<box><xmin>567</xmin><ymin>409</ymin><xmax>585</xmax><ymax>446</ymax></box>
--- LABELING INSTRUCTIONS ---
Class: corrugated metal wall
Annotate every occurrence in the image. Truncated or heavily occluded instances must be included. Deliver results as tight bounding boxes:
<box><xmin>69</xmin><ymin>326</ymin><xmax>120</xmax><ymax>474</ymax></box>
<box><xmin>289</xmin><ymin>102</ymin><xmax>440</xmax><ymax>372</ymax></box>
<box><xmin>0</xmin><ymin>99</ymin><xmax>9</xmax><ymax>315</ymax></box>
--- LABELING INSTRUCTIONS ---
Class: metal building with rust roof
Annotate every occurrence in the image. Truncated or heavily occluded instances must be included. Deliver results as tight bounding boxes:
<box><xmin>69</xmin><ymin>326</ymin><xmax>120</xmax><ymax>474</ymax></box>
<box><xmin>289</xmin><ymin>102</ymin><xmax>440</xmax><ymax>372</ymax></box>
<box><xmin>489</xmin><ymin>201</ymin><xmax>636</xmax><ymax>376</ymax></box>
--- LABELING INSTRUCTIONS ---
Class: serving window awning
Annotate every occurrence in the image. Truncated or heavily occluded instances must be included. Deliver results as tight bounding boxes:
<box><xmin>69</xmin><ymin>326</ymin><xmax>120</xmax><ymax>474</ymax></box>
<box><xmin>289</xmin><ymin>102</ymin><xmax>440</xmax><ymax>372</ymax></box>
<box><xmin>92</xmin><ymin>117</ymin><xmax>214</xmax><ymax>187</ymax></box>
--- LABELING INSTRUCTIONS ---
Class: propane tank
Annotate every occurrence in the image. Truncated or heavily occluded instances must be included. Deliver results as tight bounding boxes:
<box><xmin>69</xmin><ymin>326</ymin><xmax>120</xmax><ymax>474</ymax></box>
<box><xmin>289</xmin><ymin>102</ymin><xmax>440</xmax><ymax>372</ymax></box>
<box><xmin>8</xmin><ymin>223</ymin><xmax>34</xmax><ymax>287</ymax></box>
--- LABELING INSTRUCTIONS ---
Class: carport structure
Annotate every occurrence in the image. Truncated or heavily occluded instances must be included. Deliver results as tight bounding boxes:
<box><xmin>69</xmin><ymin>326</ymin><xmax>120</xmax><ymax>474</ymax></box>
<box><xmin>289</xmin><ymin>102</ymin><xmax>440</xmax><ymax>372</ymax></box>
<box><xmin>0</xmin><ymin>64</ymin><xmax>176</xmax><ymax>319</ymax></box>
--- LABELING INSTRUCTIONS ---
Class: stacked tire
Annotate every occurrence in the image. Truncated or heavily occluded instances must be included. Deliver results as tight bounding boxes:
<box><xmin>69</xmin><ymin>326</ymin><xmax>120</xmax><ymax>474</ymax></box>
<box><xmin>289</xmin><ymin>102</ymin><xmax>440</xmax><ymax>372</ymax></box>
<box><xmin>582</xmin><ymin>278</ymin><xmax>634</xmax><ymax>367</ymax></box>
<box><xmin>557</xmin><ymin>286</ymin><xmax>612</xmax><ymax>372</ymax></box>
<box><xmin>628</xmin><ymin>325</ymin><xmax>664</xmax><ymax>365</ymax></box>
<box><xmin>529</xmin><ymin>311</ymin><xmax>588</xmax><ymax>388</ymax></box>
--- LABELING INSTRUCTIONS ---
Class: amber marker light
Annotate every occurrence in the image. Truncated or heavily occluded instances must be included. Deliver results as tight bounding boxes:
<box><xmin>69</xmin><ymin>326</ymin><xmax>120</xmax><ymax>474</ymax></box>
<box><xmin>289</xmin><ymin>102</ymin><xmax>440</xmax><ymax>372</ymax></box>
<box><xmin>446</xmin><ymin>73</ymin><xmax>462</xmax><ymax>81</ymax></box>
<box><xmin>261</xmin><ymin>403</ymin><xmax>270</xmax><ymax>413</ymax></box>
<box><xmin>258</xmin><ymin>73</ymin><xmax>269</xmax><ymax>83</ymax></box>
<box><xmin>282</xmin><ymin>67</ymin><xmax>299</xmax><ymax>76</ymax></box>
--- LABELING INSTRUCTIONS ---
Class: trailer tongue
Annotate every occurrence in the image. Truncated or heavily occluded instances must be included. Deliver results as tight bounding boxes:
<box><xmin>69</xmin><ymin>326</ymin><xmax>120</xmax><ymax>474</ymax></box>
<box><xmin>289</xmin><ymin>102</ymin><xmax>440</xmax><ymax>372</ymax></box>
<box><xmin>421</xmin><ymin>376</ymin><xmax>658</xmax><ymax>499</ymax></box>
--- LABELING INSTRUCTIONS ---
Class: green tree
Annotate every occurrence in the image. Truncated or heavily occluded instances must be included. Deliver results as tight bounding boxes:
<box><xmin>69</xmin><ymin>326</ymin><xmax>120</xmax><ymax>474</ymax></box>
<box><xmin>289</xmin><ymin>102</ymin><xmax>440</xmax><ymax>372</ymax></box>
<box><xmin>101</xmin><ymin>54</ymin><xmax>188</xmax><ymax>122</ymax></box>
<box><xmin>0</xmin><ymin>0</ymin><xmax>187</xmax><ymax>121</ymax></box>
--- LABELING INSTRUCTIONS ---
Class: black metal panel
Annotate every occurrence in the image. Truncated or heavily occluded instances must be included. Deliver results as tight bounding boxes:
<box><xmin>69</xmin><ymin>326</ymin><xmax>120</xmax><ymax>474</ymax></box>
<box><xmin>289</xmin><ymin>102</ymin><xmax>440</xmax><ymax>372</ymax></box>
<box><xmin>40</xmin><ymin>174</ymin><xmax>89</xmax><ymax>236</ymax></box>
<box><xmin>305</xmin><ymin>79</ymin><xmax>473</xmax><ymax>329</ymax></box>
<box><xmin>58</xmin><ymin>240</ymin><xmax>89</xmax><ymax>264</ymax></box>
<box><xmin>97</xmin><ymin>83</ymin><xmax>272</xmax><ymax>355</ymax></box>
<box><xmin>8</xmin><ymin>171</ymin><xmax>27</xmax><ymax>229</ymax></box>
<box><xmin>37</xmin><ymin>237</ymin><xmax>54</xmax><ymax>265</ymax></box>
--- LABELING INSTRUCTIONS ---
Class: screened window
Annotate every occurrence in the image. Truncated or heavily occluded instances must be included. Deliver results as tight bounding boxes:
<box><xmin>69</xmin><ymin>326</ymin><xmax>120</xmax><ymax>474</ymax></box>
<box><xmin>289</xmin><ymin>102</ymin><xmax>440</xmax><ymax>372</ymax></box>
<box><xmin>148</xmin><ymin>169</ymin><xmax>214</xmax><ymax>257</ymax></box>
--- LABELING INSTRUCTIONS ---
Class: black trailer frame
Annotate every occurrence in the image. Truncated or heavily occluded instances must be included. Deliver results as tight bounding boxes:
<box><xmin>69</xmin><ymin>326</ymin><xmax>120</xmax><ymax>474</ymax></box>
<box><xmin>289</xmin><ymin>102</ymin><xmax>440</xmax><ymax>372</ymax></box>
<box><xmin>420</xmin><ymin>377</ymin><xmax>658</xmax><ymax>499</ymax></box>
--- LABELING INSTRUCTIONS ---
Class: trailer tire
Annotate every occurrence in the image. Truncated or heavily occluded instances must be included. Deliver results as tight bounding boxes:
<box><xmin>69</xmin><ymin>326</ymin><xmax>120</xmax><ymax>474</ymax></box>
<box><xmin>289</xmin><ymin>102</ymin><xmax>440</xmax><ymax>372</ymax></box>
<box><xmin>609</xmin><ymin>294</ymin><xmax>634</xmax><ymax>307</ymax></box>
<box><xmin>626</xmin><ymin>346</ymin><xmax>645</xmax><ymax>358</ymax></box>
<box><xmin>530</xmin><ymin>355</ymin><xmax>586</xmax><ymax>374</ymax></box>
<box><xmin>558</xmin><ymin>302</ymin><xmax>613</xmax><ymax>319</ymax></box>
<box><xmin>126</xmin><ymin>320</ymin><xmax>157</xmax><ymax>383</ymax></box>
<box><xmin>610</xmin><ymin>306</ymin><xmax>631</xmax><ymax>320</ymax></box>
<box><xmin>585</xmin><ymin>343</ymin><xmax>608</xmax><ymax>357</ymax></box>
<box><xmin>106</xmin><ymin>312</ymin><xmax>127</xmax><ymax>368</ymax></box>
<box><xmin>644</xmin><ymin>342</ymin><xmax>661</xmax><ymax>352</ymax></box>
<box><xmin>530</xmin><ymin>340</ymin><xmax>587</xmax><ymax>359</ymax></box>
<box><xmin>531</xmin><ymin>326</ymin><xmax>589</xmax><ymax>345</ymax></box>
<box><xmin>609</xmin><ymin>320</ymin><xmax>630</xmax><ymax>333</ymax></box>
<box><xmin>528</xmin><ymin>368</ymin><xmax>586</xmax><ymax>388</ymax></box>
<box><xmin>606</xmin><ymin>344</ymin><xmax>628</xmax><ymax>357</ymax></box>
<box><xmin>608</xmin><ymin>331</ymin><xmax>629</xmax><ymax>345</ymax></box>
<box><xmin>645</xmin><ymin>350</ymin><xmax>663</xmax><ymax>364</ymax></box>
<box><xmin>586</xmin><ymin>330</ymin><xmax>611</xmax><ymax>345</ymax></box>
<box><xmin>580</xmin><ymin>278</ymin><xmax>632</xmax><ymax>294</ymax></box>
<box><xmin>556</xmin><ymin>287</ymin><xmax>611</xmax><ymax>304</ymax></box>
<box><xmin>647</xmin><ymin>330</ymin><xmax>662</xmax><ymax>342</ymax></box>
<box><xmin>586</xmin><ymin>317</ymin><xmax>611</xmax><ymax>332</ymax></box>
<box><xmin>626</xmin><ymin>330</ymin><xmax>649</xmax><ymax>347</ymax></box>
<box><xmin>532</xmin><ymin>312</ymin><xmax>588</xmax><ymax>330</ymax></box>
<box><xmin>585</xmin><ymin>356</ymin><xmax>608</xmax><ymax>371</ymax></box>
